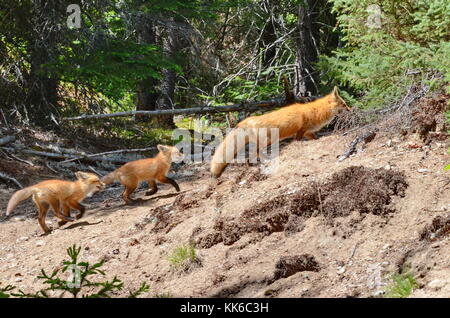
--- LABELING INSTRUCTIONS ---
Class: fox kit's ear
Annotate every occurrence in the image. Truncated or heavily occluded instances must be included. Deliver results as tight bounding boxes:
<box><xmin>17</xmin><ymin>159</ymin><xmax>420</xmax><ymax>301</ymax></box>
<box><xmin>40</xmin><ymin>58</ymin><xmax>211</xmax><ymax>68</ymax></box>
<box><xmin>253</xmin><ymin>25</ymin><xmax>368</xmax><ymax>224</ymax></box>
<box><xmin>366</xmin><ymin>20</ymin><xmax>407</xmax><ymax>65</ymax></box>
<box><xmin>157</xmin><ymin>144</ymin><xmax>169</xmax><ymax>152</ymax></box>
<box><xmin>332</xmin><ymin>86</ymin><xmax>340</xmax><ymax>98</ymax></box>
<box><xmin>75</xmin><ymin>171</ymin><xmax>89</xmax><ymax>180</ymax></box>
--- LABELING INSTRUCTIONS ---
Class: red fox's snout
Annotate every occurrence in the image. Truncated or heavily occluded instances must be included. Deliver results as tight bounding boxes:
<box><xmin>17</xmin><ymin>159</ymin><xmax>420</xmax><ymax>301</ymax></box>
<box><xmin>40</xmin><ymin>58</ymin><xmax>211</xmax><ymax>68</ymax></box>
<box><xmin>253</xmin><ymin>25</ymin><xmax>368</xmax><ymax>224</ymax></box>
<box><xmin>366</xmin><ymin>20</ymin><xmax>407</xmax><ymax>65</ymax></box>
<box><xmin>171</xmin><ymin>151</ymin><xmax>184</xmax><ymax>163</ymax></box>
<box><xmin>95</xmin><ymin>182</ymin><xmax>105</xmax><ymax>192</ymax></box>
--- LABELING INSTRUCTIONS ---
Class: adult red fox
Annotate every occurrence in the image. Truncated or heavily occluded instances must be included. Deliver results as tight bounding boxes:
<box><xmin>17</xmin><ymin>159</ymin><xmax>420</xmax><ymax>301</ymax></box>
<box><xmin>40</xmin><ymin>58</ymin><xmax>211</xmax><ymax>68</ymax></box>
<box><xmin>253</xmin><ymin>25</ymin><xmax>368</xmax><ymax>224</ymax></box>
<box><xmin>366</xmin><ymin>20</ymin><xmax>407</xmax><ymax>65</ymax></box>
<box><xmin>6</xmin><ymin>172</ymin><xmax>104</xmax><ymax>233</ymax></box>
<box><xmin>101</xmin><ymin>145</ymin><xmax>183</xmax><ymax>204</ymax></box>
<box><xmin>210</xmin><ymin>87</ymin><xmax>351</xmax><ymax>177</ymax></box>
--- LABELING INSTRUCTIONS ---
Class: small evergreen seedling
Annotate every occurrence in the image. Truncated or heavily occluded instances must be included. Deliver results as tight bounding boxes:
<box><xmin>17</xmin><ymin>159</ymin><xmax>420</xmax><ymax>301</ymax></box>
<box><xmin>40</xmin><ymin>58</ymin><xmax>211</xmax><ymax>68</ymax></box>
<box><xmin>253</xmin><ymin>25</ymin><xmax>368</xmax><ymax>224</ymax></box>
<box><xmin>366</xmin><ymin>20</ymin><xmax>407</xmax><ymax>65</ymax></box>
<box><xmin>0</xmin><ymin>244</ymin><xmax>149</xmax><ymax>298</ymax></box>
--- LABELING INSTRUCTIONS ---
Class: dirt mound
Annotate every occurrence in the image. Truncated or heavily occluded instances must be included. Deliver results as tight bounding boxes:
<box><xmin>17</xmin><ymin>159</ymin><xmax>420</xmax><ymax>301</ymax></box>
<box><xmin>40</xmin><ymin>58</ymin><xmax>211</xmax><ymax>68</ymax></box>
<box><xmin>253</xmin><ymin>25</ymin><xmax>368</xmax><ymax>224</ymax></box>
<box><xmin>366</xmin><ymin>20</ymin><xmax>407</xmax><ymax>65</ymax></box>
<box><xmin>320</xmin><ymin>165</ymin><xmax>408</xmax><ymax>216</ymax></box>
<box><xmin>420</xmin><ymin>213</ymin><xmax>450</xmax><ymax>242</ymax></box>
<box><xmin>233</xmin><ymin>166</ymin><xmax>269</xmax><ymax>188</ymax></box>
<box><xmin>195</xmin><ymin>166</ymin><xmax>408</xmax><ymax>248</ymax></box>
<box><xmin>273</xmin><ymin>254</ymin><xmax>320</xmax><ymax>281</ymax></box>
<box><xmin>411</xmin><ymin>93</ymin><xmax>449</xmax><ymax>142</ymax></box>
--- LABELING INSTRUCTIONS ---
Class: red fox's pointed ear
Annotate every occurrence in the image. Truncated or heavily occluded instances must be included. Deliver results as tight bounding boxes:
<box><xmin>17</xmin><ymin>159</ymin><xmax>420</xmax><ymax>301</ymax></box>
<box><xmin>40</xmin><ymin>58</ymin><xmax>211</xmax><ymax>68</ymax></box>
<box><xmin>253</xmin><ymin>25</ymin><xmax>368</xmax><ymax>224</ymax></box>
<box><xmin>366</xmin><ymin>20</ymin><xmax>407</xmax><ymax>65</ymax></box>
<box><xmin>75</xmin><ymin>171</ymin><xmax>88</xmax><ymax>180</ymax></box>
<box><xmin>157</xmin><ymin>144</ymin><xmax>168</xmax><ymax>152</ymax></box>
<box><xmin>331</xmin><ymin>86</ymin><xmax>341</xmax><ymax>100</ymax></box>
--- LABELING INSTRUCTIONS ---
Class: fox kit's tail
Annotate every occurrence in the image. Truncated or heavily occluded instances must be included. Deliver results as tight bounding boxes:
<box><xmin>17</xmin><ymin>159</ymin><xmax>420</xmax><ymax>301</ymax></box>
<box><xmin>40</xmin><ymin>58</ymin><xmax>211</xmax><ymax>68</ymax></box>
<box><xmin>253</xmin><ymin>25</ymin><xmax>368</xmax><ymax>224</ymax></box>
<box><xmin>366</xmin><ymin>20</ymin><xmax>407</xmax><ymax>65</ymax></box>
<box><xmin>101</xmin><ymin>170</ymin><xmax>119</xmax><ymax>185</ymax></box>
<box><xmin>6</xmin><ymin>187</ymin><xmax>36</xmax><ymax>216</ymax></box>
<box><xmin>210</xmin><ymin>128</ymin><xmax>250</xmax><ymax>178</ymax></box>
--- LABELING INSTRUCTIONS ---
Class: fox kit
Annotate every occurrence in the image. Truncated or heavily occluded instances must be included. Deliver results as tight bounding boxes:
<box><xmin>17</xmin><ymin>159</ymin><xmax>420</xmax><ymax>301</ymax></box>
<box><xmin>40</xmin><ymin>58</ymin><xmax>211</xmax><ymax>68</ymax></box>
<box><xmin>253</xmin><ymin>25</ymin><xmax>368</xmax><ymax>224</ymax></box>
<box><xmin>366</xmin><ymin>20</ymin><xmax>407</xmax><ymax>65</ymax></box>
<box><xmin>211</xmin><ymin>87</ymin><xmax>350</xmax><ymax>178</ymax></box>
<box><xmin>6</xmin><ymin>172</ymin><xmax>104</xmax><ymax>233</ymax></box>
<box><xmin>101</xmin><ymin>145</ymin><xmax>184</xmax><ymax>204</ymax></box>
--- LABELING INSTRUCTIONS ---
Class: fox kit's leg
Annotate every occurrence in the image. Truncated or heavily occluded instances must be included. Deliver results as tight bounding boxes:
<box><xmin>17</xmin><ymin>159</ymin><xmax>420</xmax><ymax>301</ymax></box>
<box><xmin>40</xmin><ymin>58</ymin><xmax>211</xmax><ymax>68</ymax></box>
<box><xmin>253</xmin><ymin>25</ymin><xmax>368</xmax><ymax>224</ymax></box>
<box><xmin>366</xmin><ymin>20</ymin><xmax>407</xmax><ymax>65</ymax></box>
<box><xmin>36</xmin><ymin>202</ymin><xmax>51</xmax><ymax>233</ymax></box>
<box><xmin>256</xmin><ymin>129</ymin><xmax>274</xmax><ymax>161</ymax></box>
<box><xmin>120</xmin><ymin>176</ymin><xmax>139</xmax><ymax>204</ymax></box>
<box><xmin>68</xmin><ymin>200</ymin><xmax>86</xmax><ymax>219</ymax></box>
<box><xmin>62</xmin><ymin>204</ymin><xmax>71</xmax><ymax>218</ymax></box>
<box><xmin>295</xmin><ymin>128</ymin><xmax>307</xmax><ymax>141</ymax></box>
<box><xmin>58</xmin><ymin>204</ymin><xmax>72</xmax><ymax>226</ymax></box>
<box><xmin>49</xmin><ymin>199</ymin><xmax>75</xmax><ymax>222</ymax></box>
<box><xmin>157</xmin><ymin>176</ymin><xmax>180</xmax><ymax>192</ymax></box>
<box><xmin>304</xmin><ymin>131</ymin><xmax>317</xmax><ymax>140</ymax></box>
<box><xmin>145</xmin><ymin>180</ymin><xmax>158</xmax><ymax>196</ymax></box>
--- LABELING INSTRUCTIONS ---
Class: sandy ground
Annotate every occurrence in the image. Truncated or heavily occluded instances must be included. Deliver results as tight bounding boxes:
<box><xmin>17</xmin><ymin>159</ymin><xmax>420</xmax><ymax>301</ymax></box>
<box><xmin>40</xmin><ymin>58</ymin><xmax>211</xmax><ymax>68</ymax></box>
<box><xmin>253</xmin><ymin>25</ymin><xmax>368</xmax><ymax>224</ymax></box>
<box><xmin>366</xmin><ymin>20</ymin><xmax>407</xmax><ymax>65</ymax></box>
<box><xmin>0</xmin><ymin>128</ymin><xmax>448</xmax><ymax>298</ymax></box>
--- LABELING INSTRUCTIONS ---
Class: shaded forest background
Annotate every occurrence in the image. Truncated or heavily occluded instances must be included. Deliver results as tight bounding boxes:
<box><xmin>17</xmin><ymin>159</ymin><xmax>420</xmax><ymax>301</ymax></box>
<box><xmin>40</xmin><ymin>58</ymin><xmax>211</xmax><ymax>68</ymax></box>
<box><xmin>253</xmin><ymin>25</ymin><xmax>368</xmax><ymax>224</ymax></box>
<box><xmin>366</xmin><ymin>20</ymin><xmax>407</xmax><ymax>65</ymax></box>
<box><xmin>0</xmin><ymin>0</ymin><xmax>448</xmax><ymax>144</ymax></box>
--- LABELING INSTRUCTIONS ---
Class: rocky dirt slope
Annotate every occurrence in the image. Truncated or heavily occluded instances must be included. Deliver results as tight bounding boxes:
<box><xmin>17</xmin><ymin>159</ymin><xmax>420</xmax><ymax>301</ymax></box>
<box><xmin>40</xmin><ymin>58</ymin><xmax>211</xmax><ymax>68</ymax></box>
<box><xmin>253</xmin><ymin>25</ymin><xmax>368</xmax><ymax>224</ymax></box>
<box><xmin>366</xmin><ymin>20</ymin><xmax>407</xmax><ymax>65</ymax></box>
<box><xmin>0</xmin><ymin>123</ymin><xmax>448</xmax><ymax>298</ymax></box>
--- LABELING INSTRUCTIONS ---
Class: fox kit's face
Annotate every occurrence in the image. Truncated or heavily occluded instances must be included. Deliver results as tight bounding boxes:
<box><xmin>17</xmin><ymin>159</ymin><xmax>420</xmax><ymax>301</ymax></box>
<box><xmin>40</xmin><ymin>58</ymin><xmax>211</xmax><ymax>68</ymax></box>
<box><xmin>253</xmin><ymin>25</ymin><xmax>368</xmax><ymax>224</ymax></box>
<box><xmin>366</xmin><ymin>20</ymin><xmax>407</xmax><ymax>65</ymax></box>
<box><xmin>330</xmin><ymin>87</ymin><xmax>351</xmax><ymax>114</ymax></box>
<box><xmin>157</xmin><ymin>144</ymin><xmax>184</xmax><ymax>163</ymax></box>
<box><xmin>75</xmin><ymin>171</ymin><xmax>105</xmax><ymax>197</ymax></box>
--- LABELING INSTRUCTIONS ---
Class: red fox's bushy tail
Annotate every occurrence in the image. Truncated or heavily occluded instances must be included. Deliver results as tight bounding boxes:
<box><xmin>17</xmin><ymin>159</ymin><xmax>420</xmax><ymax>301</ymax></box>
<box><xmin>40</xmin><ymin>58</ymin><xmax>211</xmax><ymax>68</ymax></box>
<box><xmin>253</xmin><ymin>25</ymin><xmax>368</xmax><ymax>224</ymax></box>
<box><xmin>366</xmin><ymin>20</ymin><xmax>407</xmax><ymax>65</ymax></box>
<box><xmin>6</xmin><ymin>187</ymin><xmax>35</xmax><ymax>216</ymax></box>
<box><xmin>101</xmin><ymin>170</ymin><xmax>119</xmax><ymax>185</ymax></box>
<box><xmin>210</xmin><ymin>128</ymin><xmax>250</xmax><ymax>178</ymax></box>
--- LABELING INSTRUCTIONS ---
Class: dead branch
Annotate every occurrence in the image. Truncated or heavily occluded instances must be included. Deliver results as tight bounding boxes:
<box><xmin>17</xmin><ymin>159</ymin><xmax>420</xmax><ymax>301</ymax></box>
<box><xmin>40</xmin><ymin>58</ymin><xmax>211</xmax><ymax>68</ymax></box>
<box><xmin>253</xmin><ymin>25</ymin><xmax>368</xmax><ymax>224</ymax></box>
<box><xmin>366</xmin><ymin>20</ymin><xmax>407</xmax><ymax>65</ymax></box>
<box><xmin>0</xmin><ymin>108</ymin><xmax>9</xmax><ymax>128</ymax></box>
<box><xmin>6</xmin><ymin>152</ymin><xmax>34</xmax><ymax>166</ymax></box>
<box><xmin>87</xmin><ymin>165</ymin><xmax>102</xmax><ymax>176</ymax></box>
<box><xmin>335</xmin><ymin>76</ymin><xmax>433</xmax><ymax>134</ymax></box>
<box><xmin>45</xmin><ymin>161</ymin><xmax>59</xmax><ymax>174</ymax></box>
<box><xmin>1</xmin><ymin>147</ymin><xmax>134</xmax><ymax>164</ymax></box>
<box><xmin>33</xmin><ymin>143</ymin><xmax>88</xmax><ymax>156</ymax></box>
<box><xmin>338</xmin><ymin>130</ymin><xmax>377</xmax><ymax>162</ymax></box>
<box><xmin>5</xmin><ymin>148</ymin><xmax>73</xmax><ymax>160</ymax></box>
<box><xmin>0</xmin><ymin>147</ymin><xmax>74</xmax><ymax>161</ymax></box>
<box><xmin>0</xmin><ymin>172</ymin><xmax>23</xmax><ymax>188</ymax></box>
<box><xmin>62</xmin><ymin>96</ymin><xmax>316</xmax><ymax>122</ymax></box>
<box><xmin>0</xmin><ymin>136</ymin><xmax>15</xmax><ymax>146</ymax></box>
<box><xmin>59</xmin><ymin>147</ymin><xmax>155</xmax><ymax>164</ymax></box>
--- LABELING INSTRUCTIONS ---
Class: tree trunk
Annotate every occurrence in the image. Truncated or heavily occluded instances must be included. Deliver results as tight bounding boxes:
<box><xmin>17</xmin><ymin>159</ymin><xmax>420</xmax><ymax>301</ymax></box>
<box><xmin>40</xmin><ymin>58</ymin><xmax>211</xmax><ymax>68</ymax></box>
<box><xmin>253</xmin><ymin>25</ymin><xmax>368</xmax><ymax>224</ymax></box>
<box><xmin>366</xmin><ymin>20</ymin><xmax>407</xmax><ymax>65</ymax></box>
<box><xmin>295</xmin><ymin>0</ymin><xmax>320</xmax><ymax>97</ymax></box>
<box><xmin>25</xmin><ymin>1</ymin><xmax>61</xmax><ymax>125</ymax></box>
<box><xmin>135</xmin><ymin>16</ymin><xmax>159</xmax><ymax>122</ymax></box>
<box><xmin>27</xmin><ymin>51</ymin><xmax>59</xmax><ymax>121</ymax></box>
<box><xmin>259</xmin><ymin>1</ymin><xmax>277</xmax><ymax>67</ymax></box>
<box><xmin>155</xmin><ymin>21</ymin><xmax>187</xmax><ymax>128</ymax></box>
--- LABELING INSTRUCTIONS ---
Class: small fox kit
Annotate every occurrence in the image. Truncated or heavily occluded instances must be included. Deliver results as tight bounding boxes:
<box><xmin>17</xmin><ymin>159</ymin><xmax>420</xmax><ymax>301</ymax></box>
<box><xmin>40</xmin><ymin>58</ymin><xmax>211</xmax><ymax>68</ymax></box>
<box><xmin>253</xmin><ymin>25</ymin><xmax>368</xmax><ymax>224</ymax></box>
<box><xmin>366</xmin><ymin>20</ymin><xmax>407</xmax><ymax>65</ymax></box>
<box><xmin>101</xmin><ymin>144</ymin><xmax>184</xmax><ymax>204</ymax></box>
<box><xmin>211</xmin><ymin>87</ymin><xmax>351</xmax><ymax>177</ymax></box>
<box><xmin>6</xmin><ymin>172</ymin><xmax>104</xmax><ymax>233</ymax></box>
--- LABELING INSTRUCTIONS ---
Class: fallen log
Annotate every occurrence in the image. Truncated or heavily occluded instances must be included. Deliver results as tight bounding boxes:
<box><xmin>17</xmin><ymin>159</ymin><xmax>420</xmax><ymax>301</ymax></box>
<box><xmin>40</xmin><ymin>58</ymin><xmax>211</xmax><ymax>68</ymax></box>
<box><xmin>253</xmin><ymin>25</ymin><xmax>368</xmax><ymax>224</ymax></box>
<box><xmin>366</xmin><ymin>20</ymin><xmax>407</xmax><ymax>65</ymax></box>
<box><xmin>33</xmin><ymin>143</ymin><xmax>89</xmax><ymax>156</ymax></box>
<box><xmin>0</xmin><ymin>147</ymin><xmax>138</xmax><ymax>164</ymax></box>
<box><xmin>7</xmin><ymin>148</ymin><xmax>71</xmax><ymax>160</ymax></box>
<box><xmin>0</xmin><ymin>135</ymin><xmax>15</xmax><ymax>146</ymax></box>
<box><xmin>62</xmin><ymin>96</ymin><xmax>316</xmax><ymax>122</ymax></box>
<box><xmin>59</xmin><ymin>147</ymin><xmax>155</xmax><ymax>164</ymax></box>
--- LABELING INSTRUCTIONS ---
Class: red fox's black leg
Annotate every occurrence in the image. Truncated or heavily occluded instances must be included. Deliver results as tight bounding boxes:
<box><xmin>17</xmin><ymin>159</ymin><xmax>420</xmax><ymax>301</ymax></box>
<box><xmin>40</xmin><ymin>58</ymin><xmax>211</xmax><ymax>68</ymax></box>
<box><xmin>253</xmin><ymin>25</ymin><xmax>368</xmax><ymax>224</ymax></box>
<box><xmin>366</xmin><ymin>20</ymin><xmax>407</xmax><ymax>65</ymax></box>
<box><xmin>58</xmin><ymin>204</ymin><xmax>72</xmax><ymax>226</ymax></box>
<box><xmin>50</xmin><ymin>199</ymin><xmax>75</xmax><ymax>222</ymax></box>
<box><xmin>62</xmin><ymin>204</ymin><xmax>71</xmax><ymax>218</ymax></box>
<box><xmin>295</xmin><ymin>129</ymin><xmax>306</xmax><ymax>141</ymax></box>
<box><xmin>145</xmin><ymin>180</ymin><xmax>158</xmax><ymax>196</ymax></box>
<box><xmin>68</xmin><ymin>201</ymin><xmax>86</xmax><ymax>219</ymax></box>
<box><xmin>158</xmin><ymin>176</ymin><xmax>180</xmax><ymax>192</ymax></box>
<box><xmin>304</xmin><ymin>131</ymin><xmax>317</xmax><ymax>140</ymax></box>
